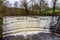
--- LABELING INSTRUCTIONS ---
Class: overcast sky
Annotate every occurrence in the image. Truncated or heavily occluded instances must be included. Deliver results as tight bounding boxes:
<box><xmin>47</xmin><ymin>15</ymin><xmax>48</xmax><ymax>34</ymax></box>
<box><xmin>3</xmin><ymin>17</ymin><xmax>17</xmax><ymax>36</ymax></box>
<box><xmin>4</xmin><ymin>0</ymin><xmax>53</xmax><ymax>8</ymax></box>
<box><xmin>5</xmin><ymin>0</ymin><xmax>52</xmax><ymax>3</ymax></box>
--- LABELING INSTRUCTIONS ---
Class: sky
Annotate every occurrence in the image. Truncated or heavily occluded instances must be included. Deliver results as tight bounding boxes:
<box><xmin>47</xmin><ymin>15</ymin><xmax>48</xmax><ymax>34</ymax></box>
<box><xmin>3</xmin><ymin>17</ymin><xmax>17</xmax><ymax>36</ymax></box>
<box><xmin>6</xmin><ymin>0</ymin><xmax>21</xmax><ymax>4</ymax></box>
<box><xmin>5</xmin><ymin>0</ymin><xmax>51</xmax><ymax>2</ymax></box>
<box><xmin>5</xmin><ymin>0</ymin><xmax>52</xmax><ymax>4</ymax></box>
<box><xmin>4</xmin><ymin>0</ymin><xmax>53</xmax><ymax>8</ymax></box>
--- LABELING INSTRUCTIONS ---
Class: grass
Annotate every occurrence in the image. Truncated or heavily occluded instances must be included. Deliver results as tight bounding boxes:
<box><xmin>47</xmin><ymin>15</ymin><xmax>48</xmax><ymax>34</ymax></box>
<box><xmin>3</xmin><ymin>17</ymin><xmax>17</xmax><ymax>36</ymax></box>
<box><xmin>41</xmin><ymin>9</ymin><xmax>60</xmax><ymax>15</ymax></box>
<box><xmin>46</xmin><ymin>10</ymin><xmax>60</xmax><ymax>14</ymax></box>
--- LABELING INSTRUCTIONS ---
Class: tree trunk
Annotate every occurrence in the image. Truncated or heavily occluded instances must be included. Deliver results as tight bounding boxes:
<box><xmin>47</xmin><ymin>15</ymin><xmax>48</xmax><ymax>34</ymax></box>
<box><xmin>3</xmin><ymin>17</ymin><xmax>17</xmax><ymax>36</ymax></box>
<box><xmin>53</xmin><ymin>0</ymin><xmax>57</xmax><ymax>14</ymax></box>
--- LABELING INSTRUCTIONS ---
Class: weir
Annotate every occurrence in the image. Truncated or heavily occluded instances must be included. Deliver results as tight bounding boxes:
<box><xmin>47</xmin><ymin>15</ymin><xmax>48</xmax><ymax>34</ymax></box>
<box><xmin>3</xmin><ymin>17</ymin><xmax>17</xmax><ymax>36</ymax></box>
<box><xmin>2</xmin><ymin>16</ymin><xmax>52</xmax><ymax>37</ymax></box>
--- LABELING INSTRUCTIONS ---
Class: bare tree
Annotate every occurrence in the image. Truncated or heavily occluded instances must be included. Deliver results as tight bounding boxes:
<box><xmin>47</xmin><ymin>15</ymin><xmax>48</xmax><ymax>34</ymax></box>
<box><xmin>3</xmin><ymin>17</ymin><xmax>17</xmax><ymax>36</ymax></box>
<box><xmin>38</xmin><ymin>0</ymin><xmax>49</xmax><ymax>15</ymax></box>
<box><xmin>52</xmin><ymin>0</ymin><xmax>57</xmax><ymax>14</ymax></box>
<box><xmin>43</xmin><ymin>2</ymin><xmax>48</xmax><ymax>14</ymax></box>
<box><xmin>21</xmin><ymin>0</ymin><xmax>29</xmax><ymax>14</ymax></box>
<box><xmin>0</xmin><ymin>0</ymin><xmax>7</xmax><ymax>14</ymax></box>
<box><xmin>38</xmin><ymin>0</ymin><xmax>41</xmax><ymax>14</ymax></box>
<box><xmin>38</xmin><ymin>0</ymin><xmax>47</xmax><ymax>14</ymax></box>
<box><xmin>14</xmin><ymin>1</ymin><xmax>18</xmax><ymax>8</ymax></box>
<box><xmin>0</xmin><ymin>0</ymin><xmax>3</xmax><ymax>13</ymax></box>
<box><xmin>30</xmin><ymin>0</ymin><xmax>35</xmax><ymax>14</ymax></box>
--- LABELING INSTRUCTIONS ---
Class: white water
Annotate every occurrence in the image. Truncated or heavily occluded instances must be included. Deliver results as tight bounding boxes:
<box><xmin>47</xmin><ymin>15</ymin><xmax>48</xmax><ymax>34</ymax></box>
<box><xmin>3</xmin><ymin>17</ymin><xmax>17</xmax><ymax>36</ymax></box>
<box><xmin>3</xmin><ymin>16</ymin><xmax>52</xmax><ymax>37</ymax></box>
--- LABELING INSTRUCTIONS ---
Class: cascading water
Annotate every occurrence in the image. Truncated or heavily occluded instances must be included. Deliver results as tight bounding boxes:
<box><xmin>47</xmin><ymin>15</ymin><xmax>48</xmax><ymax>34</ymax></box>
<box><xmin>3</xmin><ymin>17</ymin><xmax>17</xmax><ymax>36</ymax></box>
<box><xmin>50</xmin><ymin>16</ymin><xmax>60</xmax><ymax>34</ymax></box>
<box><xmin>2</xmin><ymin>16</ymin><xmax>51</xmax><ymax>37</ymax></box>
<box><xmin>2</xmin><ymin>16</ymin><xmax>60</xmax><ymax>40</ymax></box>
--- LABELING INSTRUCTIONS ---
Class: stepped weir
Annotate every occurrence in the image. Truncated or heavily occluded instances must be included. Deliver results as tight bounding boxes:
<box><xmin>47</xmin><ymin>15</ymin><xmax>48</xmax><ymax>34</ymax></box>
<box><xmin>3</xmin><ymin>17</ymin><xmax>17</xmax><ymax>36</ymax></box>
<box><xmin>2</xmin><ymin>16</ymin><xmax>60</xmax><ymax>40</ymax></box>
<box><xmin>3</xmin><ymin>16</ymin><xmax>52</xmax><ymax>37</ymax></box>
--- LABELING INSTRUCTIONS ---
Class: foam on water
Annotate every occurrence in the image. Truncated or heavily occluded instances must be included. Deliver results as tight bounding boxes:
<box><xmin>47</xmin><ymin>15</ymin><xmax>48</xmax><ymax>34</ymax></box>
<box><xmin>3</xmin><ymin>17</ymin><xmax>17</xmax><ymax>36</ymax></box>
<box><xmin>3</xmin><ymin>16</ymin><xmax>51</xmax><ymax>37</ymax></box>
<box><xmin>3</xmin><ymin>31</ymin><xmax>42</xmax><ymax>37</ymax></box>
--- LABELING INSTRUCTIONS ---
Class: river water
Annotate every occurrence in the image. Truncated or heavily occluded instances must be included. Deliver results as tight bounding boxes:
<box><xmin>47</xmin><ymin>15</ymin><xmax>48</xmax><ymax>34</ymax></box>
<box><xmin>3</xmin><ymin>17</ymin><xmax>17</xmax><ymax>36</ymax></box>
<box><xmin>2</xmin><ymin>16</ymin><xmax>59</xmax><ymax>37</ymax></box>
